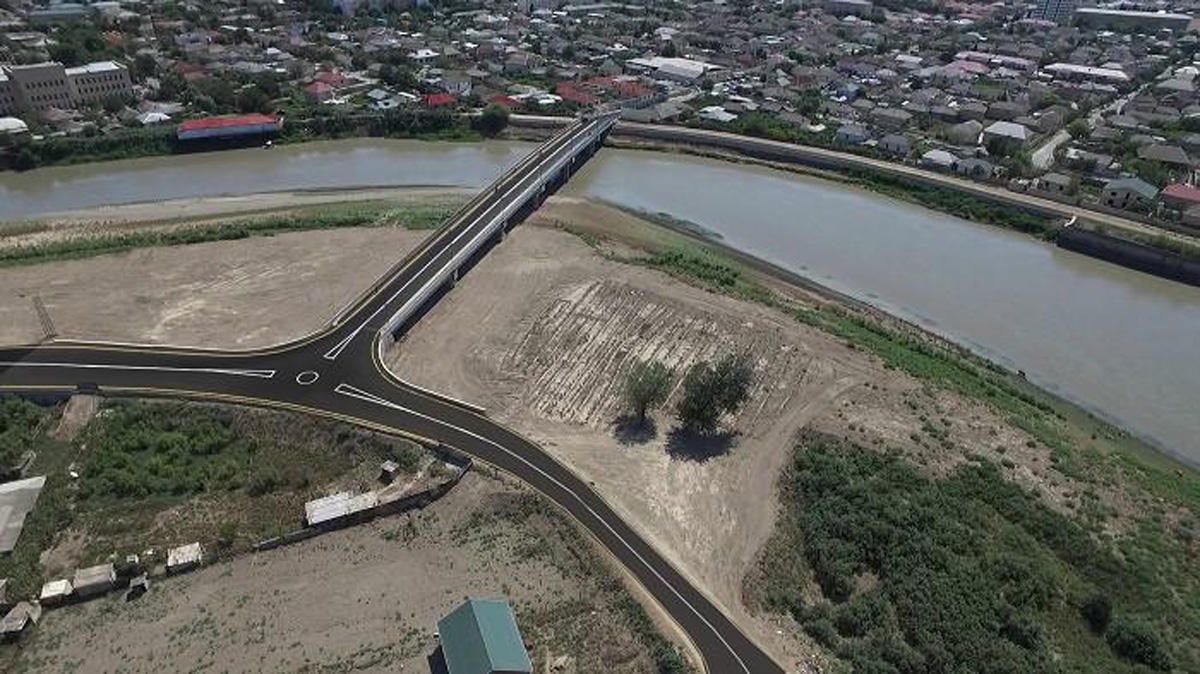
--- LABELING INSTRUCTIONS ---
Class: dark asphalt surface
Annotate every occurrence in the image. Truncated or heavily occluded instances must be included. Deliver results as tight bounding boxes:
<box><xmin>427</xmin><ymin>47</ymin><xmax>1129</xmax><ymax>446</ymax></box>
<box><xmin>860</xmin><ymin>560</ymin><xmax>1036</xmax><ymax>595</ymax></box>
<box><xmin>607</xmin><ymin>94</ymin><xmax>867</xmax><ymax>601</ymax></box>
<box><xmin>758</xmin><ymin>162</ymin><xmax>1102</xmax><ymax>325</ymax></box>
<box><xmin>0</xmin><ymin>114</ymin><xmax>783</xmax><ymax>674</ymax></box>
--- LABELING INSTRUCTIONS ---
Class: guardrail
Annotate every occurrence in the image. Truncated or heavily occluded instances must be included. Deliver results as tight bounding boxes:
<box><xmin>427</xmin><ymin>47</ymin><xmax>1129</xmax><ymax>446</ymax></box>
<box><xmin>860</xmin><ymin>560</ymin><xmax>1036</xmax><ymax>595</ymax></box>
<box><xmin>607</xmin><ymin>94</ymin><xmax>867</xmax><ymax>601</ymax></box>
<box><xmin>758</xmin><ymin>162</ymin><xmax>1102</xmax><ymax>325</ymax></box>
<box><xmin>375</xmin><ymin>114</ymin><xmax>616</xmax><ymax>347</ymax></box>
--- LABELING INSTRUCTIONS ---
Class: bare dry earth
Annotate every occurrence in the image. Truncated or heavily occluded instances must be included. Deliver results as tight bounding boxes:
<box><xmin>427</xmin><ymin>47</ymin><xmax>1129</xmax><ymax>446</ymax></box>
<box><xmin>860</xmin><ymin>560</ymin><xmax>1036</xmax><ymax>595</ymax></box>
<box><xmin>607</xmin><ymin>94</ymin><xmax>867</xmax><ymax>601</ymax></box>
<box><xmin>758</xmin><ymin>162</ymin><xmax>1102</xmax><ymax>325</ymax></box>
<box><xmin>13</xmin><ymin>473</ymin><xmax>663</xmax><ymax>674</ymax></box>
<box><xmin>385</xmin><ymin>203</ymin><xmax>1104</xmax><ymax>671</ymax></box>
<box><xmin>0</xmin><ymin>226</ymin><xmax>429</xmax><ymax>349</ymax></box>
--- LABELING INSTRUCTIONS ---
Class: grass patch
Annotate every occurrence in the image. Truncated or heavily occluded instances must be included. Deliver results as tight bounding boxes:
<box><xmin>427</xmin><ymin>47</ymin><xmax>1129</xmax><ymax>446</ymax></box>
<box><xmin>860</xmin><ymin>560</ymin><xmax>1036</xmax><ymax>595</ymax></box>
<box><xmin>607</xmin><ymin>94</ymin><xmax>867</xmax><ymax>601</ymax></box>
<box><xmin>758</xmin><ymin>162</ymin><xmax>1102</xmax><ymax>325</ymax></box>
<box><xmin>0</xmin><ymin>397</ymin><xmax>72</xmax><ymax>599</ymax></box>
<box><xmin>0</xmin><ymin>200</ymin><xmax>460</xmax><ymax>268</ymax></box>
<box><xmin>23</xmin><ymin>399</ymin><xmax>428</xmax><ymax>579</ymax></box>
<box><xmin>752</xmin><ymin>432</ymin><xmax>1195</xmax><ymax>673</ymax></box>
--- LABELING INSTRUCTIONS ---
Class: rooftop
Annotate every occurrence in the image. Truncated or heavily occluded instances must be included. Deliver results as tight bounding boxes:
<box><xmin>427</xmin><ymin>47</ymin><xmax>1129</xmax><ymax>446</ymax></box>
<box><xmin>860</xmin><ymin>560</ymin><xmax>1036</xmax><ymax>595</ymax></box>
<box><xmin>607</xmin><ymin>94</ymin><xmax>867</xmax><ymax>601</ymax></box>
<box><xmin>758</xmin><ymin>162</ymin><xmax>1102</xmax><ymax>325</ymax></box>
<box><xmin>0</xmin><ymin>476</ymin><xmax>46</xmax><ymax>554</ymax></box>
<box><xmin>64</xmin><ymin>60</ymin><xmax>124</xmax><ymax>75</ymax></box>
<box><xmin>438</xmin><ymin>599</ymin><xmax>532</xmax><ymax>674</ymax></box>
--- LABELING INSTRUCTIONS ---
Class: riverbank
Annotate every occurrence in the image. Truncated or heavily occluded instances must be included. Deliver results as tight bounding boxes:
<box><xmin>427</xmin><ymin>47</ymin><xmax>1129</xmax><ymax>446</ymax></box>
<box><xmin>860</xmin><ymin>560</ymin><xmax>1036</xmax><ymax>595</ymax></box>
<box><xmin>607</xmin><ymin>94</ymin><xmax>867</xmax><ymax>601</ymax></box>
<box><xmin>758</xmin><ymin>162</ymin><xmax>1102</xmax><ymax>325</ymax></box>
<box><xmin>0</xmin><ymin>109</ymin><xmax>483</xmax><ymax>171</ymax></box>
<box><xmin>510</xmin><ymin>117</ymin><xmax>1200</xmax><ymax>270</ymax></box>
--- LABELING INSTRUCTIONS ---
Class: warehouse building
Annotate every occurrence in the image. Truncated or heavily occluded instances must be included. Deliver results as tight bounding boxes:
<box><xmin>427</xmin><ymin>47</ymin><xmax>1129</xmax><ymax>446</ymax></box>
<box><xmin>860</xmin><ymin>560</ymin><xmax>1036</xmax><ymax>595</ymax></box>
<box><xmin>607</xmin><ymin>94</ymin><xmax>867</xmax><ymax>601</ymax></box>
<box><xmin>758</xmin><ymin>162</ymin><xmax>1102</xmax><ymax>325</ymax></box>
<box><xmin>437</xmin><ymin>598</ymin><xmax>532</xmax><ymax>674</ymax></box>
<box><xmin>176</xmin><ymin>114</ymin><xmax>283</xmax><ymax>141</ymax></box>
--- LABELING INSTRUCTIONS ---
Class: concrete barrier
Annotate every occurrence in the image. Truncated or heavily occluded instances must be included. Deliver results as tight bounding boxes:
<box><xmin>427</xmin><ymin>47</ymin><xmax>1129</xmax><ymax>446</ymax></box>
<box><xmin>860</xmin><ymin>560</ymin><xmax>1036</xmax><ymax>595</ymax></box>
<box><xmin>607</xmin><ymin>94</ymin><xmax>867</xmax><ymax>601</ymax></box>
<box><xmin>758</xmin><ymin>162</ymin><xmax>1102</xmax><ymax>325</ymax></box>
<box><xmin>1058</xmin><ymin>226</ymin><xmax>1200</xmax><ymax>286</ymax></box>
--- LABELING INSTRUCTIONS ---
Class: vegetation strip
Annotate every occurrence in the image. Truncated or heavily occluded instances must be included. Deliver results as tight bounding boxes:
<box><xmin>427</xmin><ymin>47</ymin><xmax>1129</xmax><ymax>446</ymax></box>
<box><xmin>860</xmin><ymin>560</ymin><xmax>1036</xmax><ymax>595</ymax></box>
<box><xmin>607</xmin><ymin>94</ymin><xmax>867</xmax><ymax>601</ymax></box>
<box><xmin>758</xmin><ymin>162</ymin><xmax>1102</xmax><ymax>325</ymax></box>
<box><xmin>0</xmin><ymin>201</ymin><xmax>461</xmax><ymax>268</ymax></box>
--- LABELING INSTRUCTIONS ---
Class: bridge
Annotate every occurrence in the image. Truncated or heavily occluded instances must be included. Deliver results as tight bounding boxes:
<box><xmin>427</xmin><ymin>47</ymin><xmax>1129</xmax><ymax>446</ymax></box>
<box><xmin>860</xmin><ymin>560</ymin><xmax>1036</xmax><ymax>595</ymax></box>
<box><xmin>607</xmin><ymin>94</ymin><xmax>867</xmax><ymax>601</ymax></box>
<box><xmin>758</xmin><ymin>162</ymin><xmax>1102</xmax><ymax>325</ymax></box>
<box><xmin>0</xmin><ymin>111</ymin><xmax>783</xmax><ymax>674</ymax></box>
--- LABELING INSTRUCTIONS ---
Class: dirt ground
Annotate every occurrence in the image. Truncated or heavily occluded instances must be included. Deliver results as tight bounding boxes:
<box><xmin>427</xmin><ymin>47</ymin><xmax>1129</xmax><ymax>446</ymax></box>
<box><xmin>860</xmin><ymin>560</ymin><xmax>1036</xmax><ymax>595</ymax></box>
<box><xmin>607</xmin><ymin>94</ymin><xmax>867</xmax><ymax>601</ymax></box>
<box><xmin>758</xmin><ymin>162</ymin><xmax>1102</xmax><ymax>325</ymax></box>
<box><xmin>10</xmin><ymin>472</ymin><xmax>666</xmax><ymax>674</ymax></box>
<box><xmin>0</xmin><ymin>226</ymin><xmax>433</xmax><ymax>349</ymax></box>
<box><xmin>384</xmin><ymin>201</ymin><xmax>1122</xmax><ymax>671</ymax></box>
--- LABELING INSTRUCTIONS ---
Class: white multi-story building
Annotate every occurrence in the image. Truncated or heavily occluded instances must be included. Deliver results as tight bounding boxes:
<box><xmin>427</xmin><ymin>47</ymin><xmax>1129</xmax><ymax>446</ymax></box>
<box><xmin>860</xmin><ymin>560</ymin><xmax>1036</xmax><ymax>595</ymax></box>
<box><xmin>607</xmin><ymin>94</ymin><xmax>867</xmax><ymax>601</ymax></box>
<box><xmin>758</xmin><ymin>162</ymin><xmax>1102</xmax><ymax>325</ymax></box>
<box><xmin>0</xmin><ymin>60</ymin><xmax>133</xmax><ymax>116</ymax></box>
<box><xmin>1035</xmin><ymin>0</ymin><xmax>1077</xmax><ymax>24</ymax></box>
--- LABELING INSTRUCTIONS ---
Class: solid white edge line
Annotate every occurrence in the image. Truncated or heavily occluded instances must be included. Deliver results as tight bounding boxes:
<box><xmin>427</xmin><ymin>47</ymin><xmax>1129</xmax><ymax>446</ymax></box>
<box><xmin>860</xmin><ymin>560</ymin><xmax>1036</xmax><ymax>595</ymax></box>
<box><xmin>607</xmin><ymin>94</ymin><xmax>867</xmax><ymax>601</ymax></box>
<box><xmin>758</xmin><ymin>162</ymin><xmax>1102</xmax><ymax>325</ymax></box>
<box><xmin>0</xmin><ymin>362</ymin><xmax>276</xmax><ymax>379</ymax></box>
<box><xmin>333</xmin><ymin>381</ymin><xmax>750</xmax><ymax>674</ymax></box>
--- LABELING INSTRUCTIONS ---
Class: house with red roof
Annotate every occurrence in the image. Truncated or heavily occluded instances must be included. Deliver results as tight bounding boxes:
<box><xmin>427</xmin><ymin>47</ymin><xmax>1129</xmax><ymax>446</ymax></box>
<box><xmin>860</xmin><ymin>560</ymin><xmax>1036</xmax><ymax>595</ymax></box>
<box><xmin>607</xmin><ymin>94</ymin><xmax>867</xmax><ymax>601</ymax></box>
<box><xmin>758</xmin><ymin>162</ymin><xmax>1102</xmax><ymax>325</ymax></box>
<box><xmin>314</xmin><ymin>70</ymin><xmax>346</xmax><ymax>87</ymax></box>
<box><xmin>489</xmin><ymin>94</ymin><xmax>520</xmax><ymax>110</ymax></box>
<box><xmin>305</xmin><ymin>81</ymin><xmax>334</xmax><ymax>103</ymax></box>
<box><xmin>425</xmin><ymin>92</ymin><xmax>457</xmax><ymax>108</ymax></box>
<box><xmin>554</xmin><ymin>82</ymin><xmax>600</xmax><ymax>106</ymax></box>
<box><xmin>1162</xmin><ymin>183</ymin><xmax>1200</xmax><ymax>210</ymax></box>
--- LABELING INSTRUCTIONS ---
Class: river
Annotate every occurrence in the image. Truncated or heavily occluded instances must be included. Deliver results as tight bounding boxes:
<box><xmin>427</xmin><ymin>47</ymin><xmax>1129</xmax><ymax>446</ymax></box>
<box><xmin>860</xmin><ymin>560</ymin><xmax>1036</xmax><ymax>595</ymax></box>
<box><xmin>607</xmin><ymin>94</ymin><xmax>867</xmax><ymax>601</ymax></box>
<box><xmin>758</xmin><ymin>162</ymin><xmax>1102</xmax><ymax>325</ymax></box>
<box><xmin>2</xmin><ymin>139</ymin><xmax>1199</xmax><ymax>466</ymax></box>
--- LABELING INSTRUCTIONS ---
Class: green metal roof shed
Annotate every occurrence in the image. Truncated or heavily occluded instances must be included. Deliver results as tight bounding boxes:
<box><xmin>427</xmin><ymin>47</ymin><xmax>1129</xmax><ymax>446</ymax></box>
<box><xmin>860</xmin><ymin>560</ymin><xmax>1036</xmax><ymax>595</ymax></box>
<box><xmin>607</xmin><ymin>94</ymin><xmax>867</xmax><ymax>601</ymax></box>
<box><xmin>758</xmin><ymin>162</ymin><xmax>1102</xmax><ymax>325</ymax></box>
<box><xmin>438</xmin><ymin>598</ymin><xmax>533</xmax><ymax>674</ymax></box>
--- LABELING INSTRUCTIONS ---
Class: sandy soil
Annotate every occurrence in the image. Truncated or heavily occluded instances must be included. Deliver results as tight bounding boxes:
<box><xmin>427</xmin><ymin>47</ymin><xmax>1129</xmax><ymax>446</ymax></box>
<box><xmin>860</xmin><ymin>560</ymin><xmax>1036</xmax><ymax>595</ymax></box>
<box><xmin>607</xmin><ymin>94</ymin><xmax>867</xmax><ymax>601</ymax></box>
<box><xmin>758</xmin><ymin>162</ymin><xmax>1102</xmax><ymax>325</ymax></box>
<box><xmin>13</xmin><ymin>473</ymin><xmax>665</xmax><ymax>674</ymax></box>
<box><xmin>0</xmin><ymin>226</ymin><xmax>431</xmax><ymax>349</ymax></box>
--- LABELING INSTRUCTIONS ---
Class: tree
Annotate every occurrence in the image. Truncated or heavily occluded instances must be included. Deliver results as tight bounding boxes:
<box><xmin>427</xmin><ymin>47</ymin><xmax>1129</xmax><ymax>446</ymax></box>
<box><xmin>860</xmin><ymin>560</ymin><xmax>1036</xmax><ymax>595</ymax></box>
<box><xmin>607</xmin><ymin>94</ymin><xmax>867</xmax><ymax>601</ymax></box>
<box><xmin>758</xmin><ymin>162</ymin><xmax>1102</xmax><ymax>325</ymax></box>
<box><xmin>236</xmin><ymin>86</ymin><xmax>270</xmax><ymax>114</ymax></box>
<box><xmin>624</xmin><ymin>360</ymin><xmax>672</xmax><ymax>424</ymax></box>
<box><xmin>476</xmin><ymin>104</ymin><xmax>510</xmax><ymax>137</ymax></box>
<box><xmin>1067</xmin><ymin>118</ymin><xmax>1090</xmax><ymax>139</ymax></box>
<box><xmin>675</xmin><ymin>353</ymin><xmax>755</xmax><ymax>433</ymax></box>
<box><xmin>711</xmin><ymin>353</ymin><xmax>754</xmax><ymax>413</ymax></box>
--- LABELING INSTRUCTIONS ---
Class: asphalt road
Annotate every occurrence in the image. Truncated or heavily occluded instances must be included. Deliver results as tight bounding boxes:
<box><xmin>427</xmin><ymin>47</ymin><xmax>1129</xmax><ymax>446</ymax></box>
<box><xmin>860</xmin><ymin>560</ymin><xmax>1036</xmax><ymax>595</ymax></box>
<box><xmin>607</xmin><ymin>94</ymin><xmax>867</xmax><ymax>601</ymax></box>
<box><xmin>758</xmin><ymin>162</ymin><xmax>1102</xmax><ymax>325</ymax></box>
<box><xmin>0</xmin><ymin>112</ymin><xmax>784</xmax><ymax>674</ymax></box>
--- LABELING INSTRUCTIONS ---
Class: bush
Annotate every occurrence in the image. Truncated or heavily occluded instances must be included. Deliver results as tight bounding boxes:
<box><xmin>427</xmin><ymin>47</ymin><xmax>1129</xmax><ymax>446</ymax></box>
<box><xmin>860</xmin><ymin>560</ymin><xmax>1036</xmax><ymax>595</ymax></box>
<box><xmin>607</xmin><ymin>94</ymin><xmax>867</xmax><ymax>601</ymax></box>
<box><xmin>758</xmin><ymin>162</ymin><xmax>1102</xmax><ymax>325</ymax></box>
<box><xmin>1081</xmin><ymin>593</ymin><xmax>1112</xmax><ymax>633</ymax></box>
<box><xmin>1106</xmin><ymin>617</ymin><xmax>1173</xmax><ymax>671</ymax></box>
<box><xmin>217</xmin><ymin>520</ymin><xmax>239</xmax><ymax>549</ymax></box>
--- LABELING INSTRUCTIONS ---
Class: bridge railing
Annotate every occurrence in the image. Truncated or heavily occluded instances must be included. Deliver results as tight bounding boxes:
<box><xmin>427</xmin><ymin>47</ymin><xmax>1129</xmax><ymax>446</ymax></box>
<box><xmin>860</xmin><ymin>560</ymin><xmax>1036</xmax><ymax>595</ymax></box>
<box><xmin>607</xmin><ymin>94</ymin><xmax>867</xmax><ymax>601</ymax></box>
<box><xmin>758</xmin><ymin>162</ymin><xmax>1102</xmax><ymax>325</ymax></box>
<box><xmin>376</xmin><ymin>114</ymin><xmax>616</xmax><ymax>351</ymax></box>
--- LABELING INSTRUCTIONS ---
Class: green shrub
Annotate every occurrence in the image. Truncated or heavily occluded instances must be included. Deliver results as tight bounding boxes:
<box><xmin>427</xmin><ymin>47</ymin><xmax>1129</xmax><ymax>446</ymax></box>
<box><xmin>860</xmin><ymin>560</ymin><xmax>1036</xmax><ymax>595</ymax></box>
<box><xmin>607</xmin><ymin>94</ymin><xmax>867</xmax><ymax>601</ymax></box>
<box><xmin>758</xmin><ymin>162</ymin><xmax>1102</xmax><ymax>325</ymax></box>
<box><xmin>1106</xmin><ymin>616</ymin><xmax>1173</xmax><ymax>671</ymax></box>
<box><xmin>1081</xmin><ymin>593</ymin><xmax>1112</xmax><ymax>633</ymax></box>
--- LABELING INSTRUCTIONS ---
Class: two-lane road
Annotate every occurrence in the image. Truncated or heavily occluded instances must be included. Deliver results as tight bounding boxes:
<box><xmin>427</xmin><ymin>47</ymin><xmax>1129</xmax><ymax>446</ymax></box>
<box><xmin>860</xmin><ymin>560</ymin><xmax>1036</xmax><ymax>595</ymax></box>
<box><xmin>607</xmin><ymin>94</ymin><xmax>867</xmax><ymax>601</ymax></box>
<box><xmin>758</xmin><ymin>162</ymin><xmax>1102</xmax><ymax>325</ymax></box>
<box><xmin>0</xmin><ymin>113</ymin><xmax>784</xmax><ymax>674</ymax></box>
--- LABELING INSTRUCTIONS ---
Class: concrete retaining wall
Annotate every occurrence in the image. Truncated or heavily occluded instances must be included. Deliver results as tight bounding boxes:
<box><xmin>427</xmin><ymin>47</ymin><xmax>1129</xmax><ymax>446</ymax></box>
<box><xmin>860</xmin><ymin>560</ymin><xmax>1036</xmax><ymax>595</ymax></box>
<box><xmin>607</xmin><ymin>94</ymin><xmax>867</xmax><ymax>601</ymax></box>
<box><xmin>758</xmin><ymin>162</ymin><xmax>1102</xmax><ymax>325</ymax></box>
<box><xmin>1057</xmin><ymin>227</ymin><xmax>1200</xmax><ymax>286</ymax></box>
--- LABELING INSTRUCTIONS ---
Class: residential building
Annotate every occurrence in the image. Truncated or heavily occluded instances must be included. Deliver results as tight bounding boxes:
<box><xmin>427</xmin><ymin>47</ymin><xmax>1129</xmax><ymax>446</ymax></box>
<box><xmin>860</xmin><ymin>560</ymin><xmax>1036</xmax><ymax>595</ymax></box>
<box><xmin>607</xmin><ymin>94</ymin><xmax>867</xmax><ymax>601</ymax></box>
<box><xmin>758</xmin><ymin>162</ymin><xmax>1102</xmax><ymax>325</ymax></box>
<box><xmin>825</xmin><ymin>0</ymin><xmax>873</xmax><ymax>18</ymax></box>
<box><xmin>1137</xmin><ymin>144</ymin><xmax>1192</xmax><ymax>169</ymax></box>
<box><xmin>0</xmin><ymin>61</ymin><xmax>133</xmax><ymax>115</ymax></box>
<box><xmin>983</xmin><ymin>120</ymin><xmax>1033</xmax><ymax>149</ymax></box>
<box><xmin>835</xmin><ymin>123</ymin><xmax>870</xmax><ymax>144</ymax></box>
<box><xmin>1102</xmin><ymin>177</ymin><xmax>1158</xmax><ymax>210</ymax></box>
<box><xmin>877</xmin><ymin>134</ymin><xmax>911</xmax><ymax>157</ymax></box>
<box><xmin>437</xmin><ymin>599</ymin><xmax>533</xmax><ymax>674</ymax></box>
<box><xmin>1073</xmin><ymin>8</ymin><xmax>1193</xmax><ymax>33</ymax></box>
<box><xmin>1036</xmin><ymin>172</ymin><xmax>1074</xmax><ymax>194</ymax></box>
<box><xmin>954</xmin><ymin>157</ymin><xmax>997</xmax><ymax>179</ymax></box>
<box><xmin>921</xmin><ymin>149</ymin><xmax>957</xmax><ymax>170</ymax></box>
<box><xmin>870</xmin><ymin>107</ymin><xmax>912</xmax><ymax>131</ymax></box>
<box><xmin>1161</xmin><ymin>183</ymin><xmax>1200</xmax><ymax>211</ymax></box>
<box><xmin>1036</xmin><ymin>0</ymin><xmax>1077</xmax><ymax>24</ymax></box>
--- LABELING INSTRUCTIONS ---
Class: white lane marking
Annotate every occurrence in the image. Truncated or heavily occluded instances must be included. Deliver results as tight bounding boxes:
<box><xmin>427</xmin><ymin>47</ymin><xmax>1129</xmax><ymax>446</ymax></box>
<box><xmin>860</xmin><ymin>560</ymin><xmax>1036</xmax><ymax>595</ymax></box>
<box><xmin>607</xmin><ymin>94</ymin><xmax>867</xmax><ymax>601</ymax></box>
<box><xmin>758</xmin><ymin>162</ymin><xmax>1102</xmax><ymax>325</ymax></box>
<box><xmin>323</xmin><ymin>118</ymin><xmax>608</xmax><ymax>362</ymax></box>
<box><xmin>296</xmin><ymin>371</ymin><xmax>320</xmax><ymax>385</ymax></box>
<box><xmin>333</xmin><ymin>382</ymin><xmax>750</xmax><ymax>674</ymax></box>
<box><xmin>0</xmin><ymin>362</ymin><xmax>276</xmax><ymax>379</ymax></box>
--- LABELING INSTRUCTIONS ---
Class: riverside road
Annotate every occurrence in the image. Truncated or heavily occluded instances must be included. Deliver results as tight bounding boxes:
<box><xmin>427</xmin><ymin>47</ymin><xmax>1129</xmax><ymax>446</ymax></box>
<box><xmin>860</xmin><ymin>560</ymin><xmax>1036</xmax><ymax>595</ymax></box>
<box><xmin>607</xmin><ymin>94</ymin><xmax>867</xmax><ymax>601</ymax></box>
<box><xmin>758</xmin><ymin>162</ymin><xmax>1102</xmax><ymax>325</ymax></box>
<box><xmin>0</xmin><ymin>112</ymin><xmax>783</xmax><ymax>674</ymax></box>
